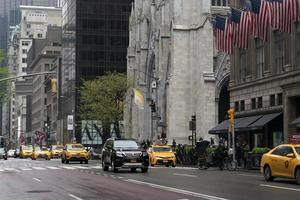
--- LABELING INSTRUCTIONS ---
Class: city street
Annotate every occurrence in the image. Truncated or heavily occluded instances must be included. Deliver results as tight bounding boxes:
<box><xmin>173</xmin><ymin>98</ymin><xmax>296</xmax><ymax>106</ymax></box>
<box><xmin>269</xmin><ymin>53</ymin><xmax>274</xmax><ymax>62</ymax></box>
<box><xmin>0</xmin><ymin>159</ymin><xmax>299</xmax><ymax>200</ymax></box>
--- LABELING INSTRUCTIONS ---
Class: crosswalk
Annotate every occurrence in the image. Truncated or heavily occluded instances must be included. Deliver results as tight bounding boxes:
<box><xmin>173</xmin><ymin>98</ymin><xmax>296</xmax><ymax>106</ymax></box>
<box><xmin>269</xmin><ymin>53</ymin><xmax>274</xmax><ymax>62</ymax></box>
<box><xmin>0</xmin><ymin>165</ymin><xmax>102</xmax><ymax>173</ymax></box>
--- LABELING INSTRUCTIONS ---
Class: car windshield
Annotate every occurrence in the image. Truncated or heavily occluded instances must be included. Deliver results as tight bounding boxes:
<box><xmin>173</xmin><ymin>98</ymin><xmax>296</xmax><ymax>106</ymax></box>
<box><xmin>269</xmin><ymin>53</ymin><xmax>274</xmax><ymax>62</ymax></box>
<box><xmin>153</xmin><ymin>147</ymin><xmax>172</xmax><ymax>152</ymax></box>
<box><xmin>34</xmin><ymin>146</ymin><xmax>41</xmax><ymax>151</ymax></box>
<box><xmin>114</xmin><ymin>140</ymin><xmax>138</xmax><ymax>149</ymax></box>
<box><xmin>53</xmin><ymin>146</ymin><xmax>63</xmax><ymax>150</ymax></box>
<box><xmin>0</xmin><ymin>148</ymin><xmax>4</xmax><ymax>153</ymax></box>
<box><xmin>23</xmin><ymin>146</ymin><xmax>32</xmax><ymax>150</ymax></box>
<box><xmin>67</xmin><ymin>144</ymin><xmax>84</xmax><ymax>150</ymax></box>
<box><xmin>41</xmin><ymin>147</ymin><xmax>48</xmax><ymax>151</ymax></box>
<box><xmin>295</xmin><ymin>147</ymin><xmax>300</xmax><ymax>155</ymax></box>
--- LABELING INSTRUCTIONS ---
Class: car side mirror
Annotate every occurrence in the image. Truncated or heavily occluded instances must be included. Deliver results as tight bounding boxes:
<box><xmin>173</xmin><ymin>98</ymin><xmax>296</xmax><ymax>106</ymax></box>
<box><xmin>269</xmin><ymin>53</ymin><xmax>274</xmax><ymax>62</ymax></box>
<box><xmin>286</xmin><ymin>153</ymin><xmax>295</xmax><ymax>158</ymax></box>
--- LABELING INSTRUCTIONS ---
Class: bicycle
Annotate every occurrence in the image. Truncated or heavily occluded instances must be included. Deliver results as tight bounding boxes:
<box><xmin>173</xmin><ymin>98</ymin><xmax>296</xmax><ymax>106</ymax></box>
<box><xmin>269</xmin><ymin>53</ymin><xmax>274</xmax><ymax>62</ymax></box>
<box><xmin>224</xmin><ymin>154</ymin><xmax>237</xmax><ymax>171</ymax></box>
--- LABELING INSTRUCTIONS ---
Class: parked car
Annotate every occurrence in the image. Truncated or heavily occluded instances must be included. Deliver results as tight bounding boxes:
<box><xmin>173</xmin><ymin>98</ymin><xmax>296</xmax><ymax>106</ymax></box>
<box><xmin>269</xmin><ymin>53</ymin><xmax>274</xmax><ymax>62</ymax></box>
<box><xmin>7</xmin><ymin>149</ymin><xmax>15</xmax><ymax>158</ymax></box>
<box><xmin>148</xmin><ymin>145</ymin><xmax>176</xmax><ymax>167</ymax></box>
<box><xmin>61</xmin><ymin>143</ymin><xmax>89</xmax><ymax>164</ymax></box>
<box><xmin>14</xmin><ymin>148</ymin><xmax>20</xmax><ymax>158</ymax></box>
<box><xmin>261</xmin><ymin>144</ymin><xmax>300</xmax><ymax>184</ymax></box>
<box><xmin>102</xmin><ymin>138</ymin><xmax>149</xmax><ymax>173</ymax></box>
<box><xmin>0</xmin><ymin>148</ymin><xmax>7</xmax><ymax>160</ymax></box>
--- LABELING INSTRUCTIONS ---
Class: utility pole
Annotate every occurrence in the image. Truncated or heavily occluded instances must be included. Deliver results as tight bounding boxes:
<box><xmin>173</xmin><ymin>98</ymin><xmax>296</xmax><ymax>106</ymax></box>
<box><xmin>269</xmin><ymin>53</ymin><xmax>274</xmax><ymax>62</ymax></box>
<box><xmin>228</xmin><ymin>108</ymin><xmax>236</xmax><ymax>163</ymax></box>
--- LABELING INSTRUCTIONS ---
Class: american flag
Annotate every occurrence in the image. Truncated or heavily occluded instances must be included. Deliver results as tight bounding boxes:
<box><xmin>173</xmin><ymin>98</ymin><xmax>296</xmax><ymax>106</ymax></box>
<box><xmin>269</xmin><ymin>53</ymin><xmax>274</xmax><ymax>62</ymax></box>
<box><xmin>215</xmin><ymin>15</ymin><xmax>233</xmax><ymax>54</ymax></box>
<box><xmin>288</xmin><ymin>0</ymin><xmax>300</xmax><ymax>22</ymax></box>
<box><xmin>270</xmin><ymin>0</ymin><xmax>291</xmax><ymax>32</ymax></box>
<box><xmin>231</xmin><ymin>8</ymin><xmax>251</xmax><ymax>49</ymax></box>
<box><xmin>250</xmin><ymin>0</ymin><xmax>272</xmax><ymax>41</ymax></box>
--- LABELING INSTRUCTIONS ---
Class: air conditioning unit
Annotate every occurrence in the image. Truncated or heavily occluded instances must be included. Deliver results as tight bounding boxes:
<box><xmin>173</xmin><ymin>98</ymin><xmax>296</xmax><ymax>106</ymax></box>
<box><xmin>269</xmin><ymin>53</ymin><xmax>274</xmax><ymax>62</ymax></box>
<box><xmin>151</xmin><ymin>81</ymin><xmax>157</xmax><ymax>89</ymax></box>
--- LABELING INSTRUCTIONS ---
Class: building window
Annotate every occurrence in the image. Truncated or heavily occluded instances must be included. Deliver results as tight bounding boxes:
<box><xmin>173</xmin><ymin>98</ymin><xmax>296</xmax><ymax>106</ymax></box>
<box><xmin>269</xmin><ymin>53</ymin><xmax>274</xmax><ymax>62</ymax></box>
<box><xmin>22</xmin><ymin>58</ymin><xmax>27</xmax><ymax>63</ymax></box>
<box><xmin>235</xmin><ymin>101</ymin><xmax>239</xmax><ymax>112</ymax></box>
<box><xmin>270</xmin><ymin>94</ymin><xmax>275</xmax><ymax>107</ymax></box>
<box><xmin>240</xmin><ymin>100</ymin><xmax>245</xmax><ymax>111</ymax></box>
<box><xmin>258</xmin><ymin>97</ymin><xmax>263</xmax><ymax>108</ymax></box>
<box><xmin>211</xmin><ymin>0</ymin><xmax>228</xmax><ymax>6</ymax></box>
<box><xmin>37</xmin><ymin>33</ymin><xmax>43</xmax><ymax>38</ymax></box>
<box><xmin>22</xmin><ymin>67</ymin><xmax>26</xmax><ymax>72</ymax></box>
<box><xmin>256</xmin><ymin>39</ymin><xmax>264</xmax><ymax>79</ymax></box>
<box><xmin>22</xmin><ymin>41</ymin><xmax>29</xmax><ymax>46</ymax></box>
<box><xmin>251</xmin><ymin>98</ymin><xmax>256</xmax><ymax>109</ymax></box>
<box><xmin>27</xmin><ymin>24</ymin><xmax>31</xmax><ymax>28</ymax></box>
<box><xmin>240</xmin><ymin>50</ymin><xmax>247</xmax><ymax>83</ymax></box>
<box><xmin>22</xmin><ymin>49</ymin><xmax>27</xmax><ymax>54</ymax></box>
<box><xmin>277</xmin><ymin>93</ymin><xmax>283</xmax><ymax>105</ymax></box>
<box><xmin>274</xmin><ymin>31</ymin><xmax>284</xmax><ymax>73</ymax></box>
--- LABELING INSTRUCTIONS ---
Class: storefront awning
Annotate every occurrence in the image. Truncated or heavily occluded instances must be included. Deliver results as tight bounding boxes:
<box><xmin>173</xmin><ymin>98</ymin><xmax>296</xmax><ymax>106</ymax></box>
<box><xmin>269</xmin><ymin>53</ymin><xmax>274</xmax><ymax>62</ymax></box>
<box><xmin>248</xmin><ymin>113</ymin><xmax>282</xmax><ymax>130</ymax></box>
<box><xmin>289</xmin><ymin>116</ymin><xmax>300</xmax><ymax>127</ymax></box>
<box><xmin>209</xmin><ymin>113</ymin><xmax>282</xmax><ymax>134</ymax></box>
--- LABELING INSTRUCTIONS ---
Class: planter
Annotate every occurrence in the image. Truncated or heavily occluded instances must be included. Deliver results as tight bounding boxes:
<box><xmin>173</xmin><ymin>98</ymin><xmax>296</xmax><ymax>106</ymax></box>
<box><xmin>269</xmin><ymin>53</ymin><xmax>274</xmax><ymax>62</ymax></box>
<box><xmin>247</xmin><ymin>153</ymin><xmax>262</xmax><ymax>170</ymax></box>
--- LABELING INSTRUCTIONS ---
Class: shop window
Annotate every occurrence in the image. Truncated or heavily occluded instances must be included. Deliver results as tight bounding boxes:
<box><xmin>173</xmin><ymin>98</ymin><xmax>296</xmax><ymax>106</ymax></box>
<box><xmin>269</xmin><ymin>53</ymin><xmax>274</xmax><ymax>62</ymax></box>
<box><xmin>240</xmin><ymin>100</ymin><xmax>245</xmax><ymax>111</ymax></box>
<box><xmin>274</xmin><ymin>31</ymin><xmax>284</xmax><ymax>73</ymax></box>
<box><xmin>235</xmin><ymin>101</ymin><xmax>239</xmax><ymax>112</ymax></box>
<box><xmin>256</xmin><ymin>39</ymin><xmax>264</xmax><ymax>79</ymax></box>
<box><xmin>277</xmin><ymin>93</ymin><xmax>283</xmax><ymax>105</ymax></box>
<box><xmin>270</xmin><ymin>94</ymin><xmax>275</xmax><ymax>107</ymax></box>
<box><xmin>251</xmin><ymin>98</ymin><xmax>256</xmax><ymax>109</ymax></box>
<box><xmin>257</xmin><ymin>97</ymin><xmax>263</xmax><ymax>108</ymax></box>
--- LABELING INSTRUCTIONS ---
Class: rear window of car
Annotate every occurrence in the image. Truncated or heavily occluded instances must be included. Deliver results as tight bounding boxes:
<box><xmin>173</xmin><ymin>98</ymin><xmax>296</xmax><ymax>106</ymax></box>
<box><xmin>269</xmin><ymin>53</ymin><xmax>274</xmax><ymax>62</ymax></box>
<box><xmin>34</xmin><ymin>146</ymin><xmax>41</xmax><ymax>151</ymax></box>
<box><xmin>53</xmin><ymin>146</ymin><xmax>63</xmax><ymax>150</ymax></box>
<box><xmin>67</xmin><ymin>144</ymin><xmax>84</xmax><ymax>150</ymax></box>
<box><xmin>23</xmin><ymin>146</ymin><xmax>33</xmax><ymax>150</ymax></box>
<box><xmin>114</xmin><ymin>140</ymin><xmax>138</xmax><ymax>149</ymax></box>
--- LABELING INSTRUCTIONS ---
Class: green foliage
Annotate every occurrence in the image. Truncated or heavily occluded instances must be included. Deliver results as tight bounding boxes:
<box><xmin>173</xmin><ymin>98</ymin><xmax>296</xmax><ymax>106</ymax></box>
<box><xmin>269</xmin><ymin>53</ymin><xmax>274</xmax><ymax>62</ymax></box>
<box><xmin>80</xmin><ymin>72</ymin><xmax>129</xmax><ymax>139</ymax></box>
<box><xmin>251</xmin><ymin>147</ymin><xmax>270</xmax><ymax>154</ymax></box>
<box><xmin>0</xmin><ymin>50</ymin><xmax>10</xmax><ymax>103</ymax></box>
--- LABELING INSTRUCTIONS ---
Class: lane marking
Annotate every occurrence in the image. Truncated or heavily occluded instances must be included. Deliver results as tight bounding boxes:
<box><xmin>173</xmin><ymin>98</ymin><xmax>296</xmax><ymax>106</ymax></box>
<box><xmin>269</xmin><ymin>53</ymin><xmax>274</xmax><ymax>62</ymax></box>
<box><xmin>0</xmin><ymin>168</ymin><xmax>4</xmax><ymax>172</ymax></box>
<box><xmin>125</xmin><ymin>179</ymin><xmax>229</xmax><ymax>200</ymax></box>
<box><xmin>90</xmin><ymin>166</ymin><xmax>102</xmax><ymax>169</ymax></box>
<box><xmin>237</xmin><ymin>174</ymin><xmax>262</xmax><ymax>178</ymax></box>
<box><xmin>73</xmin><ymin>166</ymin><xmax>89</xmax><ymax>169</ymax></box>
<box><xmin>20</xmin><ymin>168</ymin><xmax>32</xmax><ymax>171</ymax></box>
<box><xmin>69</xmin><ymin>193</ymin><xmax>84</xmax><ymax>200</ymax></box>
<box><xmin>4</xmin><ymin>168</ymin><xmax>19</xmax><ymax>172</ymax></box>
<box><xmin>46</xmin><ymin>166</ymin><xmax>60</xmax><ymax>170</ymax></box>
<box><xmin>33</xmin><ymin>177</ymin><xmax>41</xmax><ymax>182</ymax></box>
<box><xmin>32</xmin><ymin>167</ymin><xmax>46</xmax><ymax>170</ymax></box>
<box><xmin>61</xmin><ymin>166</ymin><xmax>76</xmax><ymax>170</ymax></box>
<box><xmin>260</xmin><ymin>184</ymin><xmax>300</xmax><ymax>192</ymax></box>
<box><xmin>173</xmin><ymin>173</ymin><xmax>198</xmax><ymax>178</ymax></box>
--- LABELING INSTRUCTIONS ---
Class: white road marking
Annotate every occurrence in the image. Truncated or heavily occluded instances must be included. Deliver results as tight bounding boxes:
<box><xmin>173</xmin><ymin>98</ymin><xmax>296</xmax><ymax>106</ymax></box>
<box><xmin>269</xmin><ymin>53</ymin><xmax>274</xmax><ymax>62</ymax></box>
<box><xmin>90</xmin><ymin>165</ymin><xmax>102</xmax><ymax>169</ymax></box>
<box><xmin>32</xmin><ymin>167</ymin><xmax>46</xmax><ymax>170</ymax></box>
<box><xmin>61</xmin><ymin>166</ymin><xmax>76</xmax><ymax>170</ymax></box>
<box><xmin>46</xmin><ymin>166</ymin><xmax>60</xmax><ymax>170</ymax></box>
<box><xmin>260</xmin><ymin>184</ymin><xmax>300</xmax><ymax>192</ymax></box>
<box><xmin>0</xmin><ymin>168</ymin><xmax>4</xmax><ymax>172</ymax></box>
<box><xmin>177</xmin><ymin>199</ymin><xmax>190</xmax><ymax>200</ymax></box>
<box><xmin>237</xmin><ymin>173</ymin><xmax>262</xmax><ymax>178</ymax></box>
<box><xmin>173</xmin><ymin>173</ymin><xmax>198</xmax><ymax>178</ymax></box>
<box><xmin>73</xmin><ymin>166</ymin><xmax>89</xmax><ymax>169</ymax></box>
<box><xmin>125</xmin><ymin>179</ymin><xmax>229</xmax><ymax>200</ymax></box>
<box><xmin>69</xmin><ymin>194</ymin><xmax>84</xmax><ymax>200</ymax></box>
<box><xmin>20</xmin><ymin>168</ymin><xmax>32</xmax><ymax>171</ymax></box>
<box><xmin>4</xmin><ymin>168</ymin><xmax>19</xmax><ymax>172</ymax></box>
<box><xmin>33</xmin><ymin>177</ymin><xmax>41</xmax><ymax>182</ymax></box>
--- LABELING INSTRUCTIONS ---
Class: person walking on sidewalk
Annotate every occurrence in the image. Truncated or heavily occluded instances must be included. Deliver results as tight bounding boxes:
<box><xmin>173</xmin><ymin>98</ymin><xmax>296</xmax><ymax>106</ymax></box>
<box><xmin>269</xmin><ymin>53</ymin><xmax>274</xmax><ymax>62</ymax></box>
<box><xmin>242</xmin><ymin>142</ymin><xmax>250</xmax><ymax>169</ymax></box>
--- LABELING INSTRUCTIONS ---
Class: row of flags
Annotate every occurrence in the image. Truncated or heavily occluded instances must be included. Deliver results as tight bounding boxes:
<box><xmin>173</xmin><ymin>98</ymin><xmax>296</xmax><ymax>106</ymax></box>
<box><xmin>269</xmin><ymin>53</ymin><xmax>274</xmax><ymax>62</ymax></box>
<box><xmin>214</xmin><ymin>0</ymin><xmax>300</xmax><ymax>54</ymax></box>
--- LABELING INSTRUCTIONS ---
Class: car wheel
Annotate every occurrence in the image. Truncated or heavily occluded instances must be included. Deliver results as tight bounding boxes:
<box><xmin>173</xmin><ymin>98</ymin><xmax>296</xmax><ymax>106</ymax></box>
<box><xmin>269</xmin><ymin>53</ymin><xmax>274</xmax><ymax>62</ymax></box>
<box><xmin>264</xmin><ymin>165</ymin><xmax>274</xmax><ymax>182</ymax></box>
<box><xmin>61</xmin><ymin>158</ymin><xmax>65</xmax><ymax>163</ymax></box>
<box><xmin>150</xmin><ymin>164</ymin><xmax>154</xmax><ymax>167</ymax></box>
<box><xmin>130</xmin><ymin>168</ymin><xmax>136</xmax><ymax>172</ymax></box>
<box><xmin>80</xmin><ymin>161</ymin><xmax>83</xmax><ymax>164</ymax></box>
<box><xmin>66</xmin><ymin>159</ymin><xmax>69</xmax><ymax>164</ymax></box>
<box><xmin>296</xmin><ymin>168</ymin><xmax>300</xmax><ymax>184</ymax></box>
<box><xmin>85</xmin><ymin>160</ymin><xmax>88</xmax><ymax>164</ymax></box>
<box><xmin>141</xmin><ymin>167</ymin><xmax>148</xmax><ymax>173</ymax></box>
<box><xmin>165</xmin><ymin>164</ymin><xmax>169</xmax><ymax>167</ymax></box>
<box><xmin>172</xmin><ymin>164</ymin><xmax>176</xmax><ymax>167</ymax></box>
<box><xmin>111</xmin><ymin>160</ymin><xmax>118</xmax><ymax>173</ymax></box>
<box><xmin>102</xmin><ymin>159</ymin><xmax>109</xmax><ymax>171</ymax></box>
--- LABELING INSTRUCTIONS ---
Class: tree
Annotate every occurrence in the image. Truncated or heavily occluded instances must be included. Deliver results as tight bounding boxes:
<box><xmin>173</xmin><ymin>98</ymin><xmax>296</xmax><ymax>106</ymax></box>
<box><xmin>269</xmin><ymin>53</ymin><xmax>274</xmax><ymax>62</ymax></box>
<box><xmin>80</xmin><ymin>72</ymin><xmax>129</xmax><ymax>141</ymax></box>
<box><xmin>0</xmin><ymin>49</ymin><xmax>10</xmax><ymax>103</ymax></box>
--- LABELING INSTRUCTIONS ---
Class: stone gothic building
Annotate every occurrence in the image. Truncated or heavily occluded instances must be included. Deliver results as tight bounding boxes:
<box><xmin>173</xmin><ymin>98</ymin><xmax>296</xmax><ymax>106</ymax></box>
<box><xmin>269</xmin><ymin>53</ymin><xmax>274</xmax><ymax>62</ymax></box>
<box><xmin>125</xmin><ymin>0</ymin><xmax>229</xmax><ymax>144</ymax></box>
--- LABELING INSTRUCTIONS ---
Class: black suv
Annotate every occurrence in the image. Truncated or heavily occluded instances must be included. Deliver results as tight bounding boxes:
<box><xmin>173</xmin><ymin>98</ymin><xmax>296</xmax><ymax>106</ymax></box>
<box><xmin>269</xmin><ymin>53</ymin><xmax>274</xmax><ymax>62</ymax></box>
<box><xmin>102</xmin><ymin>139</ymin><xmax>149</xmax><ymax>173</ymax></box>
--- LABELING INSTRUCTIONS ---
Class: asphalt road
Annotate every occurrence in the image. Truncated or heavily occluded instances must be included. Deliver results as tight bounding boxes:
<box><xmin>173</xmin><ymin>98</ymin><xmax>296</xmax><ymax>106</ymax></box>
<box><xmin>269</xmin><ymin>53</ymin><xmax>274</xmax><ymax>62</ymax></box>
<box><xmin>0</xmin><ymin>158</ymin><xmax>300</xmax><ymax>200</ymax></box>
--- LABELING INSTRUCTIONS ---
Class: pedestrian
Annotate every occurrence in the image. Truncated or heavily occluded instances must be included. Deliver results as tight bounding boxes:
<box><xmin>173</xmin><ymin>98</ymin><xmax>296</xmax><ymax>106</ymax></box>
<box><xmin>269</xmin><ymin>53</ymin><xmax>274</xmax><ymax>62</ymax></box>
<box><xmin>215</xmin><ymin>142</ymin><xmax>226</xmax><ymax>170</ymax></box>
<box><xmin>242</xmin><ymin>142</ymin><xmax>250</xmax><ymax>169</ymax></box>
<box><xmin>236</xmin><ymin>143</ymin><xmax>242</xmax><ymax>167</ymax></box>
<box><xmin>172</xmin><ymin>139</ymin><xmax>176</xmax><ymax>151</ymax></box>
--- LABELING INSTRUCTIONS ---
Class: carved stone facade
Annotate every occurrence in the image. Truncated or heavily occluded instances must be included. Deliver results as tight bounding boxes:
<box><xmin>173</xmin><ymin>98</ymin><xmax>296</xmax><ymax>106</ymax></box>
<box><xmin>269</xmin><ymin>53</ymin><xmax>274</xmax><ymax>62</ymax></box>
<box><xmin>125</xmin><ymin>0</ymin><xmax>219</xmax><ymax>144</ymax></box>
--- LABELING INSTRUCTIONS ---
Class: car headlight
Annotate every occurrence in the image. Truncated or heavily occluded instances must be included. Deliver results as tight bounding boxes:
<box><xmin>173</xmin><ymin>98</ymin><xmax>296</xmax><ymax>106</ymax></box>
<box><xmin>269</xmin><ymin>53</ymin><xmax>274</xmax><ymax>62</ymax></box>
<box><xmin>116</xmin><ymin>152</ymin><xmax>124</xmax><ymax>157</ymax></box>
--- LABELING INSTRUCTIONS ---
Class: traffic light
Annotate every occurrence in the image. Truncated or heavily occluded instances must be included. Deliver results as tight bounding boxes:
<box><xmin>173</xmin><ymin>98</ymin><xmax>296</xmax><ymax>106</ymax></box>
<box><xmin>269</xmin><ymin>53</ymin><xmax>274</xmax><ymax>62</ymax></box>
<box><xmin>228</xmin><ymin>108</ymin><xmax>235</xmax><ymax>125</ymax></box>
<box><xmin>51</xmin><ymin>78</ymin><xmax>57</xmax><ymax>93</ymax></box>
<box><xmin>150</xmin><ymin>100</ymin><xmax>156</xmax><ymax>112</ymax></box>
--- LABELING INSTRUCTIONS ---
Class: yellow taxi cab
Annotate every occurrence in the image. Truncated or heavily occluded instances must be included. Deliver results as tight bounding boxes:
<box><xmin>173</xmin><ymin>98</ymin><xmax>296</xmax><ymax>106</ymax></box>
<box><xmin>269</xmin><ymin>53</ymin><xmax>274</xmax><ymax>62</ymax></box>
<box><xmin>61</xmin><ymin>143</ymin><xmax>89</xmax><ymax>164</ymax></box>
<box><xmin>50</xmin><ymin>145</ymin><xmax>64</xmax><ymax>158</ymax></box>
<box><xmin>31</xmin><ymin>146</ymin><xmax>51</xmax><ymax>160</ymax></box>
<box><xmin>19</xmin><ymin>145</ymin><xmax>33</xmax><ymax>159</ymax></box>
<box><xmin>148</xmin><ymin>145</ymin><xmax>176</xmax><ymax>167</ymax></box>
<box><xmin>261</xmin><ymin>144</ymin><xmax>300</xmax><ymax>184</ymax></box>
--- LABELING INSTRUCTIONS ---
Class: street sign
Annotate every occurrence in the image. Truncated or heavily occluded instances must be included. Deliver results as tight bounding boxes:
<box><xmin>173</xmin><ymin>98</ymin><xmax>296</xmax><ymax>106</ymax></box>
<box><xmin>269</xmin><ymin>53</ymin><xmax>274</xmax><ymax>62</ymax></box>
<box><xmin>67</xmin><ymin>115</ymin><xmax>74</xmax><ymax>131</ymax></box>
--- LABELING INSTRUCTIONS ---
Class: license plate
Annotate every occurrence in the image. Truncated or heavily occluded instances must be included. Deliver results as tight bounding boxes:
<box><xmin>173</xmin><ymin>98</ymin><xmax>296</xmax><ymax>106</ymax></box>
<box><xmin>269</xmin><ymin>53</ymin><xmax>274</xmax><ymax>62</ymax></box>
<box><xmin>131</xmin><ymin>159</ymin><xmax>136</xmax><ymax>163</ymax></box>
